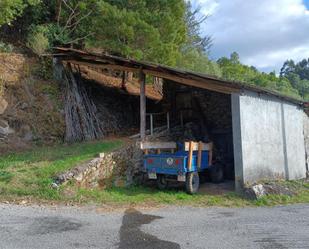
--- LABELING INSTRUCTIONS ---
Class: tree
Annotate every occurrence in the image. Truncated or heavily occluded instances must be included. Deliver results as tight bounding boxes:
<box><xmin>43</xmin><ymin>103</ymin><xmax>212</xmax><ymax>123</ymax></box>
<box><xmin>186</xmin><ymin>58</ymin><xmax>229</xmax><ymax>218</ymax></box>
<box><xmin>280</xmin><ymin>58</ymin><xmax>309</xmax><ymax>99</ymax></box>
<box><xmin>85</xmin><ymin>0</ymin><xmax>187</xmax><ymax>65</ymax></box>
<box><xmin>176</xmin><ymin>2</ymin><xmax>219</xmax><ymax>76</ymax></box>
<box><xmin>0</xmin><ymin>0</ymin><xmax>40</xmax><ymax>27</ymax></box>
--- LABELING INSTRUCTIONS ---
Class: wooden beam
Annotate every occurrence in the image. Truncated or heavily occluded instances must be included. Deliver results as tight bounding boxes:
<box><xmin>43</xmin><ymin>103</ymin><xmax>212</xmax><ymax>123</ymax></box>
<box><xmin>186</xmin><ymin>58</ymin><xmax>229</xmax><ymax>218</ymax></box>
<box><xmin>140</xmin><ymin>141</ymin><xmax>177</xmax><ymax>150</ymax></box>
<box><xmin>184</xmin><ymin>142</ymin><xmax>213</xmax><ymax>151</ymax></box>
<box><xmin>143</xmin><ymin>69</ymin><xmax>239</xmax><ymax>94</ymax></box>
<box><xmin>139</xmin><ymin>70</ymin><xmax>146</xmax><ymax>140</ymax></box>
<box><xmin>63</xmin><ymin>60</ymin><xmax>140</xmax><ymax>72</ymax></box>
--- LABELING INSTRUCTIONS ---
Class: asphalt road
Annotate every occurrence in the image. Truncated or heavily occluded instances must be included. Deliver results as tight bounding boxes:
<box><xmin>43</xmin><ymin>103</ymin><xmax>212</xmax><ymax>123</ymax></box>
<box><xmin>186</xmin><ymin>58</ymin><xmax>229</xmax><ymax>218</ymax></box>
<box><xmin>0</xmin><ymin>203</ymin><xmax>308</xmax><ymax>249</ymax></box>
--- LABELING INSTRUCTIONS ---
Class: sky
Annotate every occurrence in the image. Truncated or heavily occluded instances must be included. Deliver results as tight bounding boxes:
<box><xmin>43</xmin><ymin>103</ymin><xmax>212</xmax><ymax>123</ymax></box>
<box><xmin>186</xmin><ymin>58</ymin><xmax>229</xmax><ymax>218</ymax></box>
<box><xmin>191</xmin><ymin>0</ymin><xmax>309</xmax><ymax>73</ymax></box>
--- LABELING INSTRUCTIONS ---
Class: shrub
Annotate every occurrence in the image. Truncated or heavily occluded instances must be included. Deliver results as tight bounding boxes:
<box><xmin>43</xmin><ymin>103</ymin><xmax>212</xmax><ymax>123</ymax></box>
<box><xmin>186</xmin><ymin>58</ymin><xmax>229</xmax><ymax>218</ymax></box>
<box><xmin>0</xmin><ymin>41</ymin><xmax>13</xmax><ymax>53</ymax></box>
<box><xmin>27</xmin><ymin>27</ymin><xmax>50</xmax><ymax>56</ymax></box>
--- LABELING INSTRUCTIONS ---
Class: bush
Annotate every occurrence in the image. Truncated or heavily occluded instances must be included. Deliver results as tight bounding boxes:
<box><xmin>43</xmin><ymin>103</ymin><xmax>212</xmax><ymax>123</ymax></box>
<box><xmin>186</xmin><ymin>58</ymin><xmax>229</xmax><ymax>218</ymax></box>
<box><xmin>0</xmin><ymin>41</ymin><xmax>13</xmax><ymax>53</ymax></box>
<box><xmin>27</xmin><ymin>27</ymin><xmax>50</xmax><ymax>56</ymax></box>
<box><xmin>27</xmin><ymin>24</ymin><xmax>73</xmax><ymax>56</ymax></box>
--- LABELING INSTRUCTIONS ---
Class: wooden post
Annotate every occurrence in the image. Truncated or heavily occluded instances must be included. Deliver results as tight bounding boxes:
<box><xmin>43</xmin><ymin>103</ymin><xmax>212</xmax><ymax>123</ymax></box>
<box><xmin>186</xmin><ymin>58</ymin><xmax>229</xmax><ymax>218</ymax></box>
<box><xmin>187</xmin><ymin>141</ymin><xmax>193</xmax><ymax>171</ymax></box>
<box><xmin>150</xmin><ymin>114</ymin><xmax>154</xmax><ymax>136</ymax></box>
<box><xmin>197</xmin><ymin>141</ymin><xmax>202</xmax><ymax>169</ymax></box>
<box><xmin>121</xmin><ymin>71</ymin><xmax>126</xmax><ymax>89</ymax></box>
<box><xmin>139</xmin><ymin>70</ymin><xmax>146</xmax><ymax>140</ymax></box>
<box><xmin>167</xmin><ymin>112</ymin><xmax>170</xmax><ymax>131</ymax></box>
<box><xmin>180</xmin><ymin>111</ymin><xmax>184</xmax><ymax>128</ymax></box>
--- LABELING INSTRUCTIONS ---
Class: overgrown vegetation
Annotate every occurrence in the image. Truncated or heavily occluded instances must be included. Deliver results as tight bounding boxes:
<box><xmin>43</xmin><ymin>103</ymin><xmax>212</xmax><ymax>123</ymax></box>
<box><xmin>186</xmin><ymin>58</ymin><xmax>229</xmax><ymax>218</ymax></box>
<box><xmin>0</xmin><ymin>41</ymin><xmax>13</xmax><ymax>53</ymax></box>
<box><xmin>0</xmin><ymin>0</ymin><xmax>308</xmax><ymax>100</ymax></box>
<box><xmin>0</xmin><ymin>140</ymin><xmax>308</xmax><ymax>207</ymax></box>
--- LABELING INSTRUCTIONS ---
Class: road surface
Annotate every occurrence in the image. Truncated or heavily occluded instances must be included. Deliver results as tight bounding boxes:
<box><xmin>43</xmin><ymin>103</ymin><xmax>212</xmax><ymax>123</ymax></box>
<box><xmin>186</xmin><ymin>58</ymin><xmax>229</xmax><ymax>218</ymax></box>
<box><xmin>0</xmin><ymin>203</ymin><xmax>308</xmax><ymax>249</ymax></box>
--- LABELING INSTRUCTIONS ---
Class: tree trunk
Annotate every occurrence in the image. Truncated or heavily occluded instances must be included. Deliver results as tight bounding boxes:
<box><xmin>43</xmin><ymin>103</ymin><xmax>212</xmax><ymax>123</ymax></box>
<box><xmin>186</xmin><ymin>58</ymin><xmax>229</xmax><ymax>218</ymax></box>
<box><xmin>55</xmin><ymin>0</ymin><xmax>62</xmax><ymax>24</ymax></box>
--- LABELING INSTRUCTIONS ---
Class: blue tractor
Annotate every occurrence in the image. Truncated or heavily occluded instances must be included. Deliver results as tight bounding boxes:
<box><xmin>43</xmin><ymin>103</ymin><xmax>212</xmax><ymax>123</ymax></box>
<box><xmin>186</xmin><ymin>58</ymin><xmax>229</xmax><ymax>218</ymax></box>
<box><xmin>142</xmin><ymin>141</ymin><xmax>224</xmax><ymax>194</ymax></box>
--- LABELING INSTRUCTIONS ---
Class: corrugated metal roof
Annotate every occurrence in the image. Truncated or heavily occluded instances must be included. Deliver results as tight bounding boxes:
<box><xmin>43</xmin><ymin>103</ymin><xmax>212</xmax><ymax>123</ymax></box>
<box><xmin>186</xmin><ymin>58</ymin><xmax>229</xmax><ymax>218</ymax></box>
<box><xmin>54</xmin><ymin>47</ymin><xmax>305</xmax><ymax>106</ymax></box>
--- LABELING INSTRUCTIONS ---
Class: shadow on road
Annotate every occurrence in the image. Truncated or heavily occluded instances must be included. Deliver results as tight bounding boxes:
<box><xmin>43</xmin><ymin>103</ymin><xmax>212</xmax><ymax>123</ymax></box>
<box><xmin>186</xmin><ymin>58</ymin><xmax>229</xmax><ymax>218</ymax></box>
<box><xmin>118</xmin><ymin>208</ymin><xmax>180</xmax><ymax>249</ymax></box>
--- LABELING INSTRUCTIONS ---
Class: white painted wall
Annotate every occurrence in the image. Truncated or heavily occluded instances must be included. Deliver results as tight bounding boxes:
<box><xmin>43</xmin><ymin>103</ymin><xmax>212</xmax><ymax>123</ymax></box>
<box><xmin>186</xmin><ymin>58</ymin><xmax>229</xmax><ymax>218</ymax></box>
<box><xmin>232</xmin><ymin>91</ymin><xmax>307</xmax><ymax>187</ymax></box>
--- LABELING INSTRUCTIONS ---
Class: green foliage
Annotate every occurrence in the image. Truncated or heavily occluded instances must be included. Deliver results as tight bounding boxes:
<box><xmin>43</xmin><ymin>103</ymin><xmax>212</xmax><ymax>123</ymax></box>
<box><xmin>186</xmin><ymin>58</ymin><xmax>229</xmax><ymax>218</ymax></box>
<box><xmin>0</xmin><ymin>0</ymin><xmax>41</xmax><ymax>27</ymax></box>
<box><xmin>85</xmin><ymin>0</ymin><xmax>186</xmax><ymax>65</ymax></box>
<box><xmin>0</xmin><ymin>41</ymin><xmax>14</xmax><ymax>53</ymax></box>
<box><xmin>217</xmin><ymin>52</ymin><xmax>302</xmax><ymax>99</ymax></box>
<box><xmin>0</xmin><ymin>171</ymin><xmax>14</xmax><ymax>183</ymax></box>
<box><xmin>33</xmin><ymin>58</ymin><xmax>53</xmax><ymax>79</ymax></box>
<box><xmin>176</xmin><ymin>48</ymin><xmax>222</xmax><ymax>77</ymax></box>
<box><xmin>280</xmin><ymin>58</ymin><xmax>309</xmax><ymax>99</ymax></box>
<box><xmin>27</xmin><ymin>23</ymin><xmax>74</xmax><ymax>54</ymax></box>
<box><xmin>175</xmin><ymin>2</ymin><xmax>219</xmax><ymax>76</ymax></box>
<box><xmin>27</xmin><ymin>25</ymin><xmax>50</xmax><ymax>55</ymax></box>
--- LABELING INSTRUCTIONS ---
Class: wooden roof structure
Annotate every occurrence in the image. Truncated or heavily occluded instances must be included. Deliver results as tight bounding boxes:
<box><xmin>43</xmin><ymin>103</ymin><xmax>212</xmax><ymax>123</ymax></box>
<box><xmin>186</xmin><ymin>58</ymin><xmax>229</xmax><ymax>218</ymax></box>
<box><xmin>54</xmin><ymin>47</ymin><xmax>305</xmax><ymax>140</ymax></box>
<box><xmin>54</xmin><ymin>47</ymin><xmax>304</xmax><ymax>106</ymax></box>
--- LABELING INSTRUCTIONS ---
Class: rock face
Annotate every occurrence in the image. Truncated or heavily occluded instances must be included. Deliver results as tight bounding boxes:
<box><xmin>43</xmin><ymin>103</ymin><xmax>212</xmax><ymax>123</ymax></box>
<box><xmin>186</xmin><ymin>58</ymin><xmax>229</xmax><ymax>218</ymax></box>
<box><xmin>0</xmin><ymin>119</ymin><xmax>14</xmax><ymax>141</ymax></box>
<box><xmin>0</xmin><ymin>53</ymin><xmax>65</xmax><ymax>153</ymax></box>
<box><xmin>0</xmin><ymin>97</ymin><xmax>8</xmax><ymax>115</ymax></box>
<box><xmin>244</xmin><ymin>182</ymin><xmax>295</xmax><ymax>199</ymax></box>
<box><xmin>54</xmin><ymin>141</ymin><xmax>143</xmax><ymax>188</ymax></box>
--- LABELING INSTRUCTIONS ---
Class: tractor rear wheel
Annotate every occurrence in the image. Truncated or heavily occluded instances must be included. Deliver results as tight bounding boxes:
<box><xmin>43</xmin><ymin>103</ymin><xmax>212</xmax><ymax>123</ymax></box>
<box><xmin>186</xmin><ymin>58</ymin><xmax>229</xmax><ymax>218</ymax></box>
<box><xmin>210</xmin><ymin>163</ymin><xmax>224</xmax><ymax>183</ymax></box>
<box><xmin>157</xmin><ymin>175</ymin><xmax>169</xmax><ymax>190</ymax></box>
<box><xmin>186</xmin><ymin>172</ymin><xmax>200</xmax><ymax>194</ymax></box>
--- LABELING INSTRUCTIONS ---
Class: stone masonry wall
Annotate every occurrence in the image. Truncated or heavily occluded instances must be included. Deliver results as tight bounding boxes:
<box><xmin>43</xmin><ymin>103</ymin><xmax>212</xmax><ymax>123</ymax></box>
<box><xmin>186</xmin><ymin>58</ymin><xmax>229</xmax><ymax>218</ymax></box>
<box><xmin>54</xmin><ymin>141</ymin><xmax>143</xmax><ymax>188</ymax></box>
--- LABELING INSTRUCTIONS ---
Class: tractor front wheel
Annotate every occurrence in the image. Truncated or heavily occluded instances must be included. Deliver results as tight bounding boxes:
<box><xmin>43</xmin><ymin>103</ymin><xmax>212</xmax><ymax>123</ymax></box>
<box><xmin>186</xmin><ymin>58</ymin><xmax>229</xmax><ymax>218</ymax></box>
<box><xmin>186</xmin><ymin>172</ymin><xmax>200</xmax><ymax>194</ymax></box>
<box><xmin>157</xmin><ymin>175</ymin><xmax>169</xmax><ymax>190</ymax></box>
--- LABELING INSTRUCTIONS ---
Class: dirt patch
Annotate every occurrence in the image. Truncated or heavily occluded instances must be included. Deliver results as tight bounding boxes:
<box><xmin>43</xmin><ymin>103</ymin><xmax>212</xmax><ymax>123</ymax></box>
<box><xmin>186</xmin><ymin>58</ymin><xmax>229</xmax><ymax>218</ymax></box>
<box><xmin>198</xmin><ymin>181</ymin><xmax>235</xmax><ymax>195</ymax></box>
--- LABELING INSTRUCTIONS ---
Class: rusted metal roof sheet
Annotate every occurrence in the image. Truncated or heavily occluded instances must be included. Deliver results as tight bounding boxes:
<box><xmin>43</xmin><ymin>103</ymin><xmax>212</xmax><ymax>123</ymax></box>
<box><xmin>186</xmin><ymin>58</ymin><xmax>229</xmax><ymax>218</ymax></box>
<box><xmin>54</xmin><ymin>47</ymin><xmax>305</xmax><ymax>106</ymax></box>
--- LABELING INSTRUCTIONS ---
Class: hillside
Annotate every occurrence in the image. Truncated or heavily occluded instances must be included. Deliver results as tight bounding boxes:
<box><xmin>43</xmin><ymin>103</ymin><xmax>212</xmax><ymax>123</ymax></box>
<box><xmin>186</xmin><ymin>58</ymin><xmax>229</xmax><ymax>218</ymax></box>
<box><xmin>0</xmin><ymin>53</ymin><xmax>64</xmax><ymax>153</ymax></box>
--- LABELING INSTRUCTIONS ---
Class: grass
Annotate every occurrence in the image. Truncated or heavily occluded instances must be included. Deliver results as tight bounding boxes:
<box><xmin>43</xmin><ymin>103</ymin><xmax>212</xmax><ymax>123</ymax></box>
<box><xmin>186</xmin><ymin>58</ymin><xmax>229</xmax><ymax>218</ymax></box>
<box><xmin>0</xmin><ymin>140</ymin><xmax>308</xmax><ymax>207</ymax></box>
<box><xmin>69</xmin><ymin>181</ymin><xmax>308</xmax><ymax>207</ymax></box>
<box><xmin>0</xmin><ymin>139</ymin><xmax>122</xmax><ymax>200</ymax></box>
<box><xmin>71</xmin><ymin>186</ymin><xmax>253</xmax><ymax>207</ymax></box>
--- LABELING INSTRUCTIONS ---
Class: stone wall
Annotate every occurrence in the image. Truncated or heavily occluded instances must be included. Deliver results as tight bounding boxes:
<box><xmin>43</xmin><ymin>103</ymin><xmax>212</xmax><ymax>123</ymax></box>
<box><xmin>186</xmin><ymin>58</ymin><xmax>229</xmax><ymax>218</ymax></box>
<box><xmin>54</xmin><ymin>141</ymin><xmax>143</xmax><ymax>188</ymax></box>
<box><xmin>162</xmin><ymin>81</ymin><xmax>232</xmax><ymax>137</ymax></box>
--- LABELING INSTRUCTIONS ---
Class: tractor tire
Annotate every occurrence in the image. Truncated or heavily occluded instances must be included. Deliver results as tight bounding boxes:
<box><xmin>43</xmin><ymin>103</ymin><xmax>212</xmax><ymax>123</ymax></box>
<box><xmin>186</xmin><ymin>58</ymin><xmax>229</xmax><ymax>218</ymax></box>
<box><xmin>210</xmin><ymin>163</ymin><xmax>224</xmax><ymax>183</ymax></box>
<box><xmin>157</xmin><ymin>175</ymin><xmax>169</xmax><ymax>190</ymax></box>
<box><xmin>186</xmin><ymin>172</ymin><xmax>200</xmax><ymax>194</ymax></box>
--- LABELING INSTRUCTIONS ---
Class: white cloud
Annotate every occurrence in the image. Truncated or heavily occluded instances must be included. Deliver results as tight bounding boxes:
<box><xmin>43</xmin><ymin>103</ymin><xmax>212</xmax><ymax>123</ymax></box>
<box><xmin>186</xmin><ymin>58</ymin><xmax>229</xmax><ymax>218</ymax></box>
<box><xmin>193</xmin><ymin>0</ymin><xmax>309</xmax><ymax>72</ymax></box>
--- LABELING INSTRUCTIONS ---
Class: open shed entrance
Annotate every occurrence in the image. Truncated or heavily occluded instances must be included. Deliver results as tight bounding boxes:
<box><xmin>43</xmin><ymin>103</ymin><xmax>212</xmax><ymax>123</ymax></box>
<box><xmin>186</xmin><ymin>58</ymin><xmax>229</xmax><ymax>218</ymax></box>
<box><xmin>162</xmin><ymin>80</ymin><xmax>235</xmax><ymax>183</ymax></box>
<box><xmin>54</xmin><ymin>48</ymin><xmax>254</xmax><ymax>191</ymax></box>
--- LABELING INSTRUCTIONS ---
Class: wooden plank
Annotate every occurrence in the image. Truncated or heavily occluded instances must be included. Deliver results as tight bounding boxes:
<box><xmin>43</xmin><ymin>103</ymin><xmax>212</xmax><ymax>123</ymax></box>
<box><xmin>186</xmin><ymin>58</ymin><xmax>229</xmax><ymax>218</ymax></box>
<box><xmin>140</xmin><ymin>141</ymin><xmax>177</xmax><ymax>150</ymax></box>
<box><xmin>187</xmin><ymin>141</ymin><xmax>193</xmax><ymax>170</ymax></box>
<box><xmin>184</xmin><ymin>142</ymin><xmax>213</xmax><ymax>151</ymax></box>
<box><xmin>139</xmin><ymin>70</ymin><xmax>146</xmax><ymax>140</ymax></box>
<box><xmin>197</xmin><ymin>141</ymin><xmax>202</xmax><ymax>169</ymax></box>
